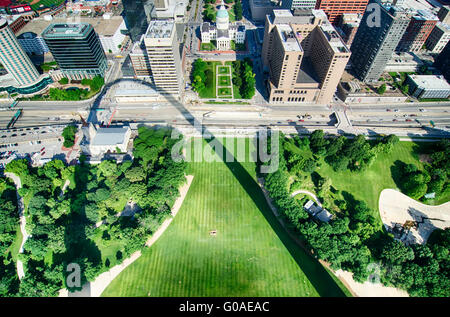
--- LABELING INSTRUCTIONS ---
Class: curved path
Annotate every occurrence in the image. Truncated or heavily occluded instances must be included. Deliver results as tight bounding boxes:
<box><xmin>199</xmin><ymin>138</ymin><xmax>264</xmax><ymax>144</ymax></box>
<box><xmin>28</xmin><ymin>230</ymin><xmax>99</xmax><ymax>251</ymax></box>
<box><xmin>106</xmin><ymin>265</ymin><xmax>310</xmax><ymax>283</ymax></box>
<box><xmin>291</xmin><ymin>189</ymin><xmax>322</xmax><ymax>207</ymax></box>
<box><xmin>5</xmin><ymin>172</ymin><xmax>29</xmax><ymax>280</ymax></box>
<box><xmin>379</xmin><ymin>188</ymin><xmax>450</xmax><ymax>244</ymax></box>
<box><xmin>59</xmin><ymin>175</ymin><xmax>194</xmax><ymax>297</ymax></box>
<box><xmin>271</xmin><ymin>185</ymin><xmax>409</xmax><ymax>296</ymax></box>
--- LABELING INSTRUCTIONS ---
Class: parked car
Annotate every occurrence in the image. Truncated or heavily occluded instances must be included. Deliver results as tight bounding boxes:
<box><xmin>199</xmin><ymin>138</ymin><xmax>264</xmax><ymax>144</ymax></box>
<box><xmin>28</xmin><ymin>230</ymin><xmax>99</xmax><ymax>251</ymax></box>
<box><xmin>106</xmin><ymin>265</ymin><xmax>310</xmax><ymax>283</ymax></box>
<box><xmin>40</xmin><ymin>147</ymin><xmax>45</xmax><ymax>152</ymax></box>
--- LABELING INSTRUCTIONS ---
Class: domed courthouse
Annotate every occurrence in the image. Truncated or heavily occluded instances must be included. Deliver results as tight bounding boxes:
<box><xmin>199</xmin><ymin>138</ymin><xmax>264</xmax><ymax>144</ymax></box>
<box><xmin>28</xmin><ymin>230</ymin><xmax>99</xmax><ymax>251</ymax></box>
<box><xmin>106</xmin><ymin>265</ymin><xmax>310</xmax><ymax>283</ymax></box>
<box><xmin>201</xmin><ymin>1</ymin><xmax>246</xmax><ymax>51</ymax></box>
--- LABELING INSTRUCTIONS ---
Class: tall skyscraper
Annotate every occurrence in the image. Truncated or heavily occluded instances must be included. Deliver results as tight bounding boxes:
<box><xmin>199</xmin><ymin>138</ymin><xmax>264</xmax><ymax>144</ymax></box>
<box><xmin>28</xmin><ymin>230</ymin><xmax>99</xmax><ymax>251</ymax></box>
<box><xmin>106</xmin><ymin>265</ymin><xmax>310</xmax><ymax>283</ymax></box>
<box><xmin>143</xmin><ymin>20</ymin><xmax>182</xmax><ymax>96</ymax></box>
<box><xmin>396</xmin><ymin>10</ymin><xmax>438</xmax><ymax>53</ymax></box>
<box><xmin>42</xmin><ymin>23</ymin><xmax>107</xmax><ymax>80</ymax></box>
<box><xmin>315</xmin><ymin>0</ymin><xmax>369</xmax><ymax>24</ymax></box>
<box><xmin>262</xmin><ymin>9</ymin><xmax>350</xmax><ymax>104</ymax></box>
<box><xmin>350</xmin><ymin>1</ymin><xmax>410</xmax><ymax>83</ymax></box>
<box><xmin>434</xmin><ymin>40</ymin><xmax>450</xmax><ymax>81</ymax></box>
<box><xmin>0</xmin><ymin>18</ymin><xmax>40</xmax><ymax>87</ymax></box>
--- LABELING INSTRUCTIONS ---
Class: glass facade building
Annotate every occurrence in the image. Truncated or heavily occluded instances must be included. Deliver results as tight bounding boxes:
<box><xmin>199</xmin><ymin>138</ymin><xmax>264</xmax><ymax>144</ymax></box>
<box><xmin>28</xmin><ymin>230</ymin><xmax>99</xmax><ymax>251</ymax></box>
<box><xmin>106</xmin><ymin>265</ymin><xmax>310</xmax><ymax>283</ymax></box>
<box><xmin>0</xmin><ymin>18</ymin><xmax>41</xmax><ymax>86</ymax></box>
<box><xmin>42</xmin><ymin>23</ymin><xmax>107</xmax><ymax>80</ymax></box>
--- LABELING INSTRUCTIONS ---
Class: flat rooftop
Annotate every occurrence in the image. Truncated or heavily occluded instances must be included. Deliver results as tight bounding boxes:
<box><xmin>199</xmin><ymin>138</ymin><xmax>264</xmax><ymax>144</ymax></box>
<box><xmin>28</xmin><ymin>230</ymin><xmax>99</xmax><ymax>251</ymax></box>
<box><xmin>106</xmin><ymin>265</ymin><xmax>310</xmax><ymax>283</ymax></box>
<box><xmin>17</xmin><ymin>16</ymin><xmax>125</xmax><ymax>38</ymax></box>
<box><xmin>320</xmin><ymin>23</ymin><xmax>350</xmax><ymax>53</ymax></box>
<box><xmin>91</xmin><ymin>127</ymin><xmax>130</xmax><ymax>146</ymax></box>
<box><xmin>408</xmin><ymin>75</ymin><xmax>450</xmax><ymax>90</ymax></box>
<box><xmin>276</xmin><ymin>24</ymin><xmax>302</xmax><ymax>52</ymax></box>
<box><xmin>145</xmin><ymin>20</ymin><xmax>174</xmax><ymax>39</ymax></box>
<box><xmin>42</xmin><ymin>23</ymin><xmax>90</xmax><ymax>38</ymax></box>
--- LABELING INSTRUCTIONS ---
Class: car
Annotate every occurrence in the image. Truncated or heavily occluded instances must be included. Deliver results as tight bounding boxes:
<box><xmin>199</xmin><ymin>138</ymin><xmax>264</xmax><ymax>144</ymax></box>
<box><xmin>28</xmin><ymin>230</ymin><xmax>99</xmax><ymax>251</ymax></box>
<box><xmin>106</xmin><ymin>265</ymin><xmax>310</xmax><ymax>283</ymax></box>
<box><xmin>406</xmin><ymin>119</ymin><xmax>412</xmax><ymax>122</ymax></box>
<box><xmin>41</xmin><ymin>152</ymin><xmax>45</xmax><ymax>156</ymax></box>
<box><xmin>393</xmin><ymin>119</ymin><xmax>398</xmax><ymax>122</ymax></box>
<box><xmin>40</xmin><ymin>147</ymin><xmax>45</xmax><ymax>152</ymax></box>
<box><xmin>386</xmin><ymin>109</ymin><xmax>392</xmax><ymax>112</ymax></box>
<box><xmin>29</xmin><ymin>141</ymin><xmax>33</xmax><ymax>145</ymax></box>
<box><xmin>299</xmin><ymin>119</ymin><xmax>304</xmax><ymax>122</ymax></box>
<box><xmin>410</xmin><ymin>114</ymin><xmax>417</xmax><ymax>117</ymax></box>
<box><xmin>419</xmin><ymin>108</ymin><xmax>426</xmax><ymax>112</ymax></box>
<box><xmin>394</xmin><ymin>109</ymin><xmax>399</xmax><ymax>112</ymax></box>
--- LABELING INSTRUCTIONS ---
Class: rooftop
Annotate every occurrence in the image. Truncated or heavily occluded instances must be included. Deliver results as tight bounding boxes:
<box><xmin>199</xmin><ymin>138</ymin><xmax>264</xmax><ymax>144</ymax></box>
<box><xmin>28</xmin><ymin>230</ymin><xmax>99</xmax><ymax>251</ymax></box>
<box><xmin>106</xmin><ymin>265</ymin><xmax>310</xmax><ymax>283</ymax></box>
<box><xmin>18</xmin><ymin>16</ymin><xmax>126</xmax><ymax>38</ymax></box>
<box><xmin>276</xmin><ymin>24</ymin><xmax>302</xmax><ymax>52</ymax></box>
<box><xmin>91</xmin><ymin>126</ymin><xmax>130</xmax><ymax>146</ymax></box>
<box><xmin>408</xmin><ymin>74</ymin><xmax>450</xmax><ymax>90</ymax></box>
<box><xmin>145</xmin><ymin>20</ymin><xmax>174</xmax><ymax>39</ymax></box>
<box><xmin>42</xmin><ymin>23</ymin><xmax>90</xmax><ymax>38</ymax></box>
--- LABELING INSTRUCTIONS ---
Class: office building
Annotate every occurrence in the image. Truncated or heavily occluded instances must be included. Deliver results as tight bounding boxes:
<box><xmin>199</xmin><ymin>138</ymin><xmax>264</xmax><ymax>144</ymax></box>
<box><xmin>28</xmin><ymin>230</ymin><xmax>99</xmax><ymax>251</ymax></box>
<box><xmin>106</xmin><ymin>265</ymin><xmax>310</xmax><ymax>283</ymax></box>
<box><xmin>0</xmin><ymin>18</ymin><xmax>40</xmax><ymax>86</ymax></box>
<box><xmin>282</xmin><ymin>0</ymin><xmax>316</xmax><ymax>10</ymax></box>
<box><xmin>405</xmin><ymin>74</ymin><xmax>450</xmax><ymax>99</ymax></box>
<box><xmin>434</xmin><ymin>40</ymin><xmax>450</xmax><ymax>81</ymax></box>
<box><xmin>0</xmin><ymin>18</ymin><xmax>52</xmax><ymax>95</ymax></box>
<box><xmin>437</xmin><ymin>5</ymin><xmax>450</xmax><ymax>24</ymax></box>
<box><xmin>262</xmin><ymin>9</ymin><xmax>350</xmax><ymax>104</ymax></box>
<box><xmin>42</xmin><ymin>23</ymin><xmax>108</xmax><ymax>80</ymax></box>
<box><xmin>315</xmin><ymin>0</ymin><xmax>369</xmax><ymax>24</ymax></box>
<box><xmin>425</xmin><ymin>22</ymin><xmax>450</xmax><ymax>53</ymax></box>
<box><xmin>129</xmin><ymin>35</ymin><xmax>152</xmax><ymax>78</ymax></box>
<box><xmin>335</xmin><ymin>13</ymin><xmax>361</xmax><ymax>46</ymax></box>
<box><xmin>396</xmin><ymin>10</ymin><xmax>438</xmax><ymax>53</ymax></box>
<box><xmin>17</xmin><ymin>15</ymin><xmax>128</xmax><ymax>55</ymax></box>
<box><xmin>249</xmin><ymin>0</ymin><xmax>281</xmax><ymax>22</ymax></box>
<box><xmin>143</xmin><ymin>20</ymin><xmax>182</xmax><ymax>96</ymax></box>
<box><xmin>350</xmin><ymin>1</ymin><xmax>410</xmax><ymax>83</ymax></box>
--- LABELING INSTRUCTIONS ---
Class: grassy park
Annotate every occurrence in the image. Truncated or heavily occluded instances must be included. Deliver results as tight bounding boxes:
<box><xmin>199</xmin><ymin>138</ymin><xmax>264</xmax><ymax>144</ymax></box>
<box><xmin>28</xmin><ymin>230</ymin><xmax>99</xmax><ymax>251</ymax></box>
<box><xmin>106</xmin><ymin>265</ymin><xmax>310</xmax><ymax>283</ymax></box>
<box><xmin>102</xmin><ymin>138</ymin><xmax>349</xmax><ymax>297</ymax></box>
<box><xmin>287</xmin><ymin>139</ymin><xmax>450</xmax><ymax>222</ymax></box>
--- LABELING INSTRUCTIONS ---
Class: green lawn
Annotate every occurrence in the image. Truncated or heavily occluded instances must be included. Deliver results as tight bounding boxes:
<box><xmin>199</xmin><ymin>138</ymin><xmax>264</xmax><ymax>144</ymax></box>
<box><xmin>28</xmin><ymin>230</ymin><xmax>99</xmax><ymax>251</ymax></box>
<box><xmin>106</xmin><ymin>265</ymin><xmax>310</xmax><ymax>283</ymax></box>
<box><xmin>102</xmin><ymin>138</ymin><xmax>348</xmax><ymax>297</ymax></box>
<box><xmin>218</xmin><ymin>87</ymin><xmax>232</xmax><ymax>96</ymax></box>
<box><xmin>218</xmin><ymin>66</ymin><xmax>229</xmax><ymax>74</ymax></box>
<box><xmin>289</xmin><ymin>141</ymin><xmax>450</xmax><ymax>221</ymax></box>
<box><xmin>28</xmin><ymin>0</ymin><xmax>65</xmax><ymax>10</ymax></box>
<box><xmin>200</xmin><ymin>42</ymin><xmax>216</xmax><ymax>51</ymax></box>
<box><xmin>198</xmin><ymin>61</ymin><xmax>219</xmax><ymax>99</ymax></box>
<box><xmin>218</xmin><ymin>76</ymin><xmax>231</xmax><ymax>86</ymax></box>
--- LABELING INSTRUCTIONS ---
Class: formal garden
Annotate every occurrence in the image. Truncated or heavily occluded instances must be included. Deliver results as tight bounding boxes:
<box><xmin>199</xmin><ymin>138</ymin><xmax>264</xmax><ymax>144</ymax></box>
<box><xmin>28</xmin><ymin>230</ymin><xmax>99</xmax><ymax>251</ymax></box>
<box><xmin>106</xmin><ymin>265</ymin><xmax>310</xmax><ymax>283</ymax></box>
<box><xmin>191</xmin><ymin>58</ymin><xmax>255</xmax><ymax>100</ymax></box>
<box><xmin>0</xmin><ymin>127</ymin><xmax>187</xmax><ymax>296</ymax></box>
<box><xmin>261</xmin><ymin>132</ymin><xmax>450</xmax><ymax>297</ymax></box>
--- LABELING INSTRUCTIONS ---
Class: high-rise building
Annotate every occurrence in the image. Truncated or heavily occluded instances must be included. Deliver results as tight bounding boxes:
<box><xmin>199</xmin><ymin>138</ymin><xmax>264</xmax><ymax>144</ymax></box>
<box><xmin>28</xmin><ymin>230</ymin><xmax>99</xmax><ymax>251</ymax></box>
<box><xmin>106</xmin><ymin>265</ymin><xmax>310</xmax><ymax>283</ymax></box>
<box><xmin>42</xmin><ymin>23</ymin><xmax>108</xmax><ymax>80</ymax></box>
<box><xmin>434</xmin><ymin>40</ymin><xmax>450</xmax><ymax>81</ymax></box>
<box><xmin>282</xmin><ymin>0</ymin><xmax>316</xmax><ymax>10</ymax></box>
<box><xmin>262</xmin><ymin>9</ymin><xmax>350</xmax><ymax>104</ymax></box>
<box><xmin>315</xmin><ymin>0</ymin><xmax>369</xmax><ymax>24</ymax></box>
<box><xmin>437</xmin><ymin>5</ymin><xmax>450</xmax><ymax>24</ymax></box>
<box><xmin>143</xmin><ymin>20</ymin><xmax>182</xmax><ymax>96</ymax></box>
<box><xmin>396</xmin><ymin>10</ymin><xmax>438</xmax><ymax>53</ymax></box>
<box><xmin>425</xmin><ymin>22</ymin><xmax>450</xmax><ymax>54</ymax></box>
<box><xmin>0</xmin><ymin>18</ymin><xmax>40</xmax><ymax>87</ymax></box>
<box><xmin>129</xmin><ymin>35</ymin><xmax>152</xmax><ymax>79</ymax></box>
<box><xmin>350</xmin><ymin>1</ymin><xmax>410</xmax><ymax>83</ymax></box>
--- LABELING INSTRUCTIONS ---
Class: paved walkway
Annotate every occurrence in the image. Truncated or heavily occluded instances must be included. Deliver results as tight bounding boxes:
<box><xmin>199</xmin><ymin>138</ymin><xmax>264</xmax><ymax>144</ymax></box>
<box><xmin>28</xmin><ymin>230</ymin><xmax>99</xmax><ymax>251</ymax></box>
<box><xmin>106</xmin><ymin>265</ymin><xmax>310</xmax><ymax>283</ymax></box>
<box><xmin>291</xmin><ymin>190</ymin><xmax>322</xmax><ymax>207</ymax></box>
<box><xmin>379</xmin><ymin>188</ymin><xmax>450</xmax><ymax>244</ymax></box>
<box><xmin>259</xmin><ymin>179</ymin><xmax>409</xmax><ymax>297</ymax></box>
<box><xmin>59</xmin><ymin>175</ymin><xmax>194</xmax><ymax>297</ymax></box>
<box><xmin>5</xmin><ymin>172</ymin><xmax>28</xmax><ymax>280</ymax></box>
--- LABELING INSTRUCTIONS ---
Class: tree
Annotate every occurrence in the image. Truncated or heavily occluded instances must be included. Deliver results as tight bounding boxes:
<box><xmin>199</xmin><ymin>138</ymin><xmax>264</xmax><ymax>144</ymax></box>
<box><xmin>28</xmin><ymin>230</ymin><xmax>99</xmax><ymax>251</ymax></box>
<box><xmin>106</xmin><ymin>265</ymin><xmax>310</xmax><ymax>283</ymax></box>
<box><xmin>125</xmin><ymin>167</ymin><xmax>146</xmax><ymax>183</ymax></box>
<box><xmin>380</xmin><ymin>240</ymin><xmax>415</xmax><ymax>265</ymax></box>
<box><xmin>58</xmin><ymin>78</ymin><xmax>69</xmax><ymax>85</ymax></box>
<box><xmin>377</xmin><ymin>83</ymin><xmax>386</xmax><ymax>95</ymax></box>
<box><xmin>62</xmin><ymin>125</ymin><xmax>78</xmax><ymax>148</ymax></box>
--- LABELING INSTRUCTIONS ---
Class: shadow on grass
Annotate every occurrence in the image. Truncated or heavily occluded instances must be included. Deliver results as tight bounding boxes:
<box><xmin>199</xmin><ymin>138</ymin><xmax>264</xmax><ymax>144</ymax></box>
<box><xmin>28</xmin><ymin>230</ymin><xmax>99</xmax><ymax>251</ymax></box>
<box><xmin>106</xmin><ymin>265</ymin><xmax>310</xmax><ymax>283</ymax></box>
<box><xmin>90</xmin><ymin>79</ymin><xmax>347</xmax><ymax>297</ymax></box>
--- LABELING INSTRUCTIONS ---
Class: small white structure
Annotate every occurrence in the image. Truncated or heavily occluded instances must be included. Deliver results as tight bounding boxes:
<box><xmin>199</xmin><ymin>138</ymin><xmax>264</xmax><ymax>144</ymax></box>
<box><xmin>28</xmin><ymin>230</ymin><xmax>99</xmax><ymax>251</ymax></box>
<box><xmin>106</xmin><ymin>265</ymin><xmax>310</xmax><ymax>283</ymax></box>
<box><xmin>303</xmin><ymin>199</ymin><xmax>333</xmax><ymax>222</ymax></box>
<box><xmin>200</xmin><ymin>1</ymin><xmax>246</xmax><ymax>50</ymax></box>
<box><xmin>82</xmin><ymin>123</ymin><xmax>131</xmax><ymax>156</ymax></box>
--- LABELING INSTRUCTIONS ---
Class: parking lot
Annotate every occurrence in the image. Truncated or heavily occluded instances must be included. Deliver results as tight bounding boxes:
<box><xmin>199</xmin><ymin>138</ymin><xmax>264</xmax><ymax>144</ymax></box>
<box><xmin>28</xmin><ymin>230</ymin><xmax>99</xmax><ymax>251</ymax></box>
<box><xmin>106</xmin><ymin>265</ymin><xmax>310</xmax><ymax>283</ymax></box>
<box><xmin>0</xmin><ymin>124</ymin><xmax>81</xmax><ymax>168</ymax></box>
